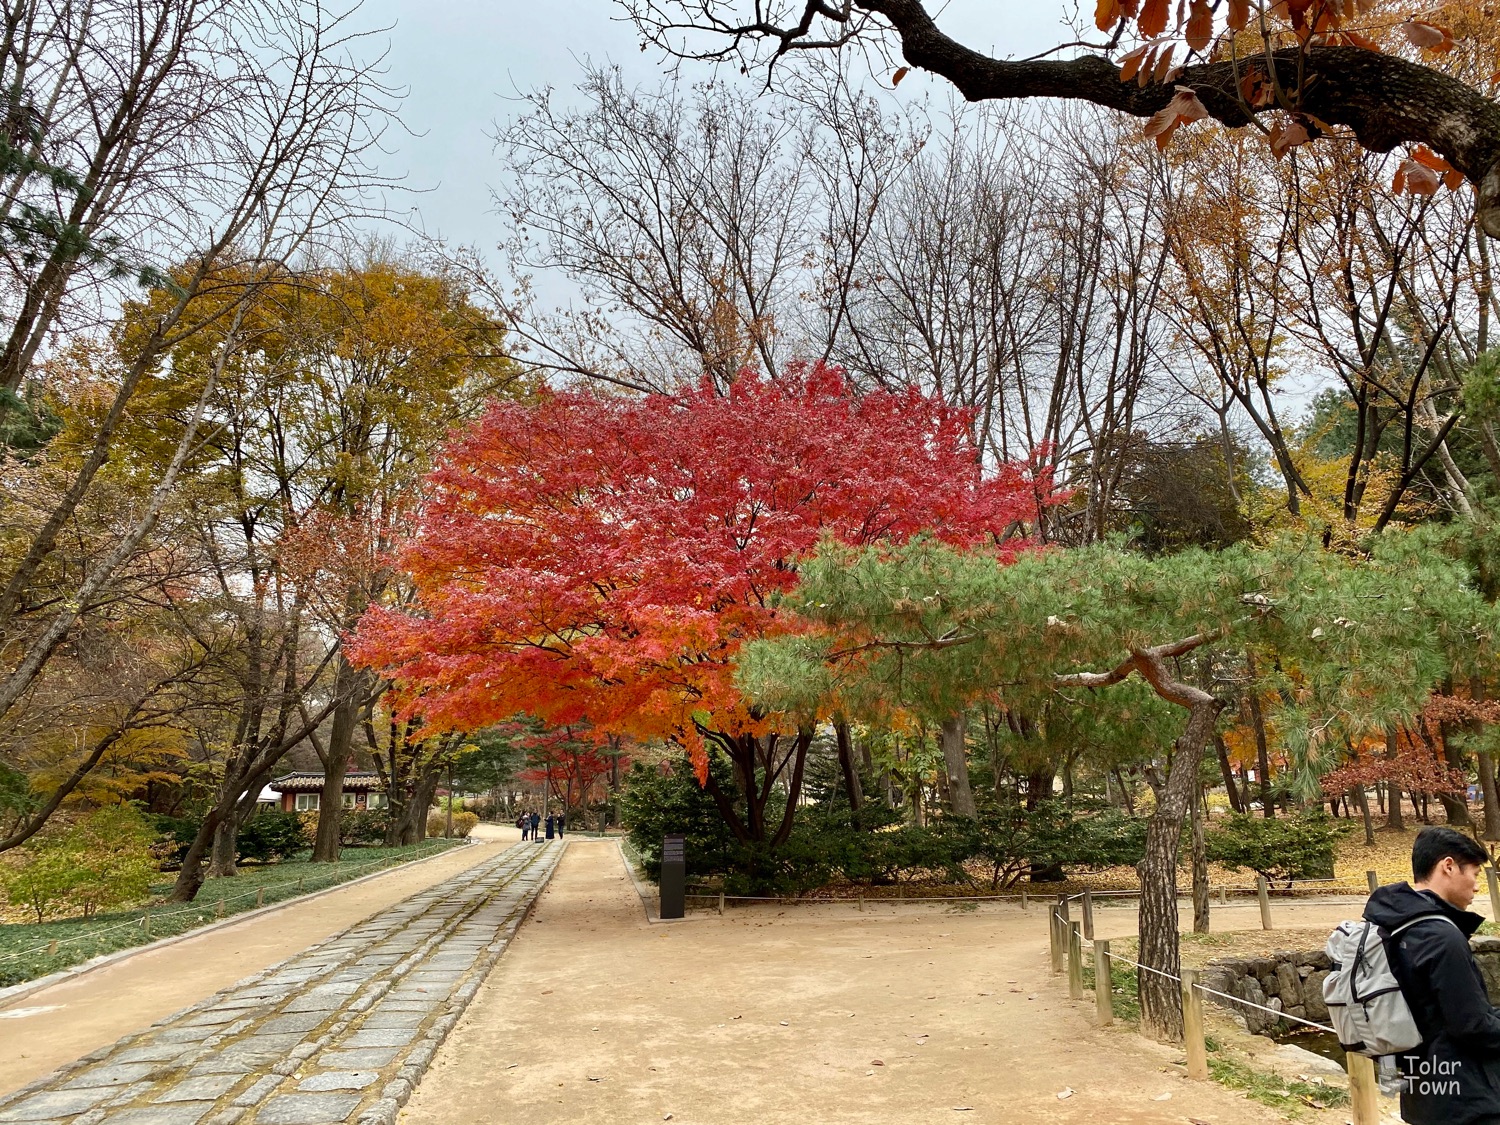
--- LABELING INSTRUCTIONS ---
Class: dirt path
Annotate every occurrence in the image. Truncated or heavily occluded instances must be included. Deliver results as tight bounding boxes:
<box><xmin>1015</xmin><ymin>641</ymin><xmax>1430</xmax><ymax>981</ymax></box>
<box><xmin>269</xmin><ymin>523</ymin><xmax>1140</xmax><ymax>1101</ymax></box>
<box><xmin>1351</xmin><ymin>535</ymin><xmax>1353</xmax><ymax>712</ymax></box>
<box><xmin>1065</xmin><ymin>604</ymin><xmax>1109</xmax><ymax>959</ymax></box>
<box><xmin>401</xmin><ymin>841</ymin><xmax>1362</xmax><ymax>1125</ymax></box>
<box><xmin>0</xmin><ymin>828</ymin><xmax>517</xmax><ymax>1097</ymax></box>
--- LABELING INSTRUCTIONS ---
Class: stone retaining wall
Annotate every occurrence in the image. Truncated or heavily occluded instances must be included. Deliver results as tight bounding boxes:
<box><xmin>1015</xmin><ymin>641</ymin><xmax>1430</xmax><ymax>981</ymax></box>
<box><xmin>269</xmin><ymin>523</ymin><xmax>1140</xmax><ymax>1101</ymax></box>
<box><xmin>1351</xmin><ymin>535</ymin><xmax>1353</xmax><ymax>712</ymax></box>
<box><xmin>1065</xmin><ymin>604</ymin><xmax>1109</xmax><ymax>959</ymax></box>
<box><xmin>1201</xmin><ymin>935</ymin><xmax>1500</xmax><ymax>1036</ymax></box>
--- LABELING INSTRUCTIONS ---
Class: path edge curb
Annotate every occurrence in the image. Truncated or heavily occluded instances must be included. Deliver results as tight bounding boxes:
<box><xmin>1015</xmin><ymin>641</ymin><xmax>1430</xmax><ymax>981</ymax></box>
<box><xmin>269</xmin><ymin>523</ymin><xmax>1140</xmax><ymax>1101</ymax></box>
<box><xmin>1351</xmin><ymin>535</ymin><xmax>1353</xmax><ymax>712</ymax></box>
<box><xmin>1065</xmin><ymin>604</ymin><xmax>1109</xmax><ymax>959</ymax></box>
<box><xmin>0</xmin><ymin>839</ymin><xmax>481</xmax><ymax>1009</ymax></box>
<box><xmin>355</xmin><ymin>839</ymin><xmax>569</xmax><ymax>1125</ymax></box>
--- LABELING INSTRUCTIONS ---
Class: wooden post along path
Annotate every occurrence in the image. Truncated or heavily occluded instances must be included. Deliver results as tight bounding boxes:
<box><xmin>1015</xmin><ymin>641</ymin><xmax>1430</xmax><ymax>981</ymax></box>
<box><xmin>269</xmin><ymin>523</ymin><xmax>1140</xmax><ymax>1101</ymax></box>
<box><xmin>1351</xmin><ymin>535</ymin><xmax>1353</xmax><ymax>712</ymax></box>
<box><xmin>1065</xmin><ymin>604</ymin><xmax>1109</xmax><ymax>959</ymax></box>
<box><xmin>1181</xmin><ymin>969</ymin><xmax>1208</xmax><ymax>1080</ymax></box>
<box><xmin>1366</xmin><ymin>870</ymin><xmax>1379</xmax><ymax>894</ymax></box>
<box><xmin>1067</xmin><ymin>922</ymin><xmax>1084</xmax><ymax>1000</ymax></box>
<box><xmin>1094</xmin><ymin>939</ymin><xmax>1112</xmax><ymax>1026</ymax></box>
<box><xmin>1346</xmin><ymin>1054</ymin><xmax>1381</xmax><ymax>1125</ymax></box>
<box><xmin>1081</xmin><ymin>890</ymin><xmax>1094</xmax><ymax>940</ymax></box>
<box><xmin>1257</xmin><ymin>876</ymin><xmax>1273</xmax><ymax>930</ymax></box>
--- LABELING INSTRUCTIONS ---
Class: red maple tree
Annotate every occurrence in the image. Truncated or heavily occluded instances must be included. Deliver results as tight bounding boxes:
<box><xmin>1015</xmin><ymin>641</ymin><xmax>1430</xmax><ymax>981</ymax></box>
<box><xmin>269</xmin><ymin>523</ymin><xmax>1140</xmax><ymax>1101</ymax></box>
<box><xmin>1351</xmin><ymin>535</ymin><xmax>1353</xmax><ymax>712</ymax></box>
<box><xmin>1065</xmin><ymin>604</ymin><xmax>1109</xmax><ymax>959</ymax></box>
<box><xmin>350</xmin><ymin>363</ymin><xmax>1051</xmax><ymax>845</ymax></box>
<box><xmin>510</xmin><ymin>724</ymin><xmax>623</xmax><ymax>812</ymax></box>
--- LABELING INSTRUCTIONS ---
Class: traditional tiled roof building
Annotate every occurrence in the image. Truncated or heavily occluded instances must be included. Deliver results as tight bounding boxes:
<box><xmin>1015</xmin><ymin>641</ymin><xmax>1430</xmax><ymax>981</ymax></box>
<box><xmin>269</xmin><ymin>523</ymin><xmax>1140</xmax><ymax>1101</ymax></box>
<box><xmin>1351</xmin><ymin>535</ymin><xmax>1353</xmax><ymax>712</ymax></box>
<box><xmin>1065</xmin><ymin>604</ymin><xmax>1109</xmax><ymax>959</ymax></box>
<box><xmin>269</xmin><ymin>771</ymin><xmax>387</xmax><ymax>813</ymax></box>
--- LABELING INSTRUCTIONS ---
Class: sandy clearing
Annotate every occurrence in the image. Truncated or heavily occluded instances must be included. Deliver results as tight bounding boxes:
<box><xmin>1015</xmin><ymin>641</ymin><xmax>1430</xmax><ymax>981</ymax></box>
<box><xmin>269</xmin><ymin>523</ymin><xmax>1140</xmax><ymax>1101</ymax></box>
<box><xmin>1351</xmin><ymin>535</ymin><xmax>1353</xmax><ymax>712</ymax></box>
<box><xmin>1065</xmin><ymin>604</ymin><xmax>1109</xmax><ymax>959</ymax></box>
<box><xmin>401</xmin><ymin>840</ymin><xmax>1363</xmax><ymax>1125</ymax></box>
<box><xmin>0</xmin><ymin>827</ymin><xmax>516</xmax><ymax>1096</ymax></box>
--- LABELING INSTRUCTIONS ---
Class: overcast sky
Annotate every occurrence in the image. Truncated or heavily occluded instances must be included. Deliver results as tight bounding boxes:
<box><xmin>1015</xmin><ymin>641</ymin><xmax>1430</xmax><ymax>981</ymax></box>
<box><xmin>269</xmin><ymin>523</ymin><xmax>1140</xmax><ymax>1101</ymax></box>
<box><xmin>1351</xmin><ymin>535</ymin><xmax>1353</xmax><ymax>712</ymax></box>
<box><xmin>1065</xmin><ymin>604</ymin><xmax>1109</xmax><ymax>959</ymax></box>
<box><xmin>357</xmin><ymin>1</ymin><xmax>1076</xmax><ymax>256</ymax></box>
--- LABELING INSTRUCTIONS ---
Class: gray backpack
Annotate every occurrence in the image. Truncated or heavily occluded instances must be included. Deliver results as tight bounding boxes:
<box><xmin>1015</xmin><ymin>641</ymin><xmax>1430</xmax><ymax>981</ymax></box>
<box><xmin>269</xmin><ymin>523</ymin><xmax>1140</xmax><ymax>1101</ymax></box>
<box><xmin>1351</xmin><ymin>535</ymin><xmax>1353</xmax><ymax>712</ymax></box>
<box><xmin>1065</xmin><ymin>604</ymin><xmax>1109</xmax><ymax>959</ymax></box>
<box><xmin>1323</xmin><ymin>915</ymin><xmax>1457</xmax><ymax>1056</ymax></box>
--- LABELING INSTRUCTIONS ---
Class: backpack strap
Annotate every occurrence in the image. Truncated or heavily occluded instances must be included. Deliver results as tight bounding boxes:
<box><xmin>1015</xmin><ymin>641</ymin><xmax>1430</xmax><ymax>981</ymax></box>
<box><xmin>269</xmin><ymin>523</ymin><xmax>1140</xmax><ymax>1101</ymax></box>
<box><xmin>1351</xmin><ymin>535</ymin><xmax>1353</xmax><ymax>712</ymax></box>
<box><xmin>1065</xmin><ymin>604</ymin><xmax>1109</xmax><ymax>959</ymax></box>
<box><xmin>1388</xmin><ymin>914</ymin><xmax>1461</xmax><ymax>937</ymax></box>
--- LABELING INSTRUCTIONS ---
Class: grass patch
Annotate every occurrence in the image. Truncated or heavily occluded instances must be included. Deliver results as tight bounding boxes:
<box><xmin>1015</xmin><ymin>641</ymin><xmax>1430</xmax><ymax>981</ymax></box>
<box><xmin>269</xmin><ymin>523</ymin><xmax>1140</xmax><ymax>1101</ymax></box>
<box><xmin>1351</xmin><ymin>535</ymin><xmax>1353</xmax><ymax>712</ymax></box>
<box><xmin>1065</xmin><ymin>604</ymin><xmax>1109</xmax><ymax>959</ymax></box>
<box><xmin>1082</xmin><ymin>954</ymin><xmax>1142</xmax><ymax>1024</ymax></box>
<box><xmin>0</xmin><ymin>839</ymin><xmax>463</xmax><ymax>988</ymax></box>
<box><xmin>1207</xmin><ymin>1051</ymin><xmax>1349</xmax><ymax>1114</ymax></box>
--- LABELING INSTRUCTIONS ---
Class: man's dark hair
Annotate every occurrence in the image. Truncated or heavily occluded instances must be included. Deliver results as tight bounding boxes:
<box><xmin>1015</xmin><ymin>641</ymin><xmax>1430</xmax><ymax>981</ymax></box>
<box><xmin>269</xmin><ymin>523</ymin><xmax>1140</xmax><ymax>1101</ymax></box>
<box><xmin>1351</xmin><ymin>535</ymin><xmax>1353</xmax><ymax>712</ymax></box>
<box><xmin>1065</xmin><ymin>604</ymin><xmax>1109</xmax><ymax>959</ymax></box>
<box><xmin>1412</xmin><ymin>826</ymin><xmax>1489</xmax><ymax>880</ymax></box>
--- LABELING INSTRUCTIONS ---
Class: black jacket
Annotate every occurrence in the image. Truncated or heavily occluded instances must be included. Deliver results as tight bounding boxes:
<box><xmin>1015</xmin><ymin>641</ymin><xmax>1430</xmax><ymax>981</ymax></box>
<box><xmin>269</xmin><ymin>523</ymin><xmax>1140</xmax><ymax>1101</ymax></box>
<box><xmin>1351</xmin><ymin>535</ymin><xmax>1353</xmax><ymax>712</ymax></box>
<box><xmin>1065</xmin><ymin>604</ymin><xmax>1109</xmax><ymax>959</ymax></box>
<box><xmin>1365</xmin><ymin>882</ymin><xmax>1500</xmax><ymax>1124</ymax></box>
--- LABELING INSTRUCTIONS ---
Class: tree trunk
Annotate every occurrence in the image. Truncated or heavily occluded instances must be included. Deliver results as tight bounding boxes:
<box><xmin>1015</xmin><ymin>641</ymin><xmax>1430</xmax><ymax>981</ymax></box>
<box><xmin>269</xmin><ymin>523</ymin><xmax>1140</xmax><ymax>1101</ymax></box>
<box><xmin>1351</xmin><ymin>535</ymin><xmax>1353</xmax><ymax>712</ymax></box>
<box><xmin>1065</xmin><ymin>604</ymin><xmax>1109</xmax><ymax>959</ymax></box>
<box><xmin>1213</xmin><ymin>734</ymin><xmax>1243</xmax><ymax>813</ymax></box>
<box><xmin>834</xmin><ymin>719</ymin><xmax>864</xmax><ymax>827</ymax></box>
<box><xmin>1434</xmin><ymin>718</ymin><xmax>1473</xmax><ymax>827</ymax></box>
<box><xmin>208</xmin><ymin>818</ymin><xmax>238</xmax><ymax>878</ymax></box>
<box><xmin>1479</xmin><ymin>753</ymin><xmax>1500</xmax><ymax>842</ymax></box>
<box><xmin>1354</xmin><ymin>784</ymin><xmax>1375</xmax><ymax>846</ymax></box>
<box><xmin>1136</xmin><ymin>697</ymin><xmax>1226</xmax><ymax>1042</ymax></box>
<box><xmin>312</xmin><ymin>755</ymin><xmax>349</xmax><ymax>862</ymax></box>
<box><xmin>1191</xmin><ymin>784</ymin><xmax>1210</xmax><ymax>934</ymax></box>
<box><xmin>312</xmin><ymin>658</ymin><xmax>369</xmax><ymax>862</ymax></box>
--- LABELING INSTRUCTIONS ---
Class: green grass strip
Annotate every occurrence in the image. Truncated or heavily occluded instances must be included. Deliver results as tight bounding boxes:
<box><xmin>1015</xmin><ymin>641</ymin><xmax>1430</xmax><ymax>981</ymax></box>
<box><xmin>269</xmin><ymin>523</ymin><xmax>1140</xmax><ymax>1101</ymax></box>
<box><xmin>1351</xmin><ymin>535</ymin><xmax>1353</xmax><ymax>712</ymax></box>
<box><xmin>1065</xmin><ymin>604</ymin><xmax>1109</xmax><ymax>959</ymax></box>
<box><xmin>0</xmin><ymin>839</ymin><xmax>463</xmax><ymax>988</ymax></box>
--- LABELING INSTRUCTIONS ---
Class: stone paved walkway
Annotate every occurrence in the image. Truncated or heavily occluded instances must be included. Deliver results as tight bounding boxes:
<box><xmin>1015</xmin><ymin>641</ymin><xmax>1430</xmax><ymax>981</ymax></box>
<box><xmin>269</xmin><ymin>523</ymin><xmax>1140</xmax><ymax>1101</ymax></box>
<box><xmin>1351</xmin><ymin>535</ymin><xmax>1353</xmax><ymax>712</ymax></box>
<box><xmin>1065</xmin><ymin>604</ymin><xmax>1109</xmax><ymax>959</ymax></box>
<box><xmin>0</xmin><ymin>841</ymin><xmax>564</xmax><ymax>1125</ymax></box>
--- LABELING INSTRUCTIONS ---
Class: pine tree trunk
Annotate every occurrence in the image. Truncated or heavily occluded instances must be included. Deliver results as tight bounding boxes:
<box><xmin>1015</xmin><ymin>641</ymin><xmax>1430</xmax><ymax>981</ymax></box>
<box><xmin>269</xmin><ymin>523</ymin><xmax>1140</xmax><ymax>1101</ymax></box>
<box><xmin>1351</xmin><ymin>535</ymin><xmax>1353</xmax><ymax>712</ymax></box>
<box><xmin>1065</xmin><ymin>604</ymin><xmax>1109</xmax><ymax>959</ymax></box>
<box><xmin>834</xmin><ymin>719</ymin><xmax>864</xmax><ymax>827</ymax></box>
<box><xmin>1479</xmin><ymin>753</ymin><xmax>1500</xmax><ymax>841</ymax></box>
<box><xmin>1214</xmin><ymin>734</ymin><xmax>1244</xmax><ymax>812</ymax></box>
<box><xmin>1136</xmin><ymin>696</ymin><xmax>1225</xmax><ymax>1041</ymax></box>
<box><xmin>1191</xmin><ymin>785</ymin><xmax>1210</xmax><ymax>934</ymax></box>
<box><xmin>1354</xmin><ymin>784</ymin><xmax>1375</xmax><ymax>845</ymax></box>
<box><xmin>940</xmin><ymin>714</ymin><xmax>976</xmax><ymax>818</ymax></box>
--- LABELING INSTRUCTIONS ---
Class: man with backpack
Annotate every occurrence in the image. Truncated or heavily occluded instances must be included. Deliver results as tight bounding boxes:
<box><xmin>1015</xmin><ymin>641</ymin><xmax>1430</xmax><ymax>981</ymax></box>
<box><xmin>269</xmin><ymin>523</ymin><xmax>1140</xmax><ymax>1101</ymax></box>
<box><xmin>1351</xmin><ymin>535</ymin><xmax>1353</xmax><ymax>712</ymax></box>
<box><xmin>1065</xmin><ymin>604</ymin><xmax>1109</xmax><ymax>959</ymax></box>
<box><xmin>1361</xmin><ymin>826</ymin><xmax>1500</xmax><ymax>1123</ymax></box>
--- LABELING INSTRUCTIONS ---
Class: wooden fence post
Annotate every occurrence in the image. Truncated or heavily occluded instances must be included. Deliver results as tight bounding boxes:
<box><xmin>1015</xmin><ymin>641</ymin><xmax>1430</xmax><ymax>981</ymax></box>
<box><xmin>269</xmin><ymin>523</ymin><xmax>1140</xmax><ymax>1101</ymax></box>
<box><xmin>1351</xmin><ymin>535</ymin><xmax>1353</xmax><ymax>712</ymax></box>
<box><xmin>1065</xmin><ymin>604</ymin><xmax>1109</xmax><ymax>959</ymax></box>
<box><xmin>719</xmin><ymin>892</ymin><xmax>726</xmax><ymax>916</ymax></box>
<box><xmin>1257</xmin><ymin>876</ymin><xmax>1273</xmax><ymax>930</ymax></box>
<box><xmin>1346</xmin><ymin>1054</ymin><xmax>1381</xmax><ymax>1125</ymax></box>
<box><xmin>1217</xmin><ymin>885</ymin><xmax>1227</xmax><ymax>906</ymax></box>
<box><xmin>216</xmin><ymin>897</ymin><xmax>225</xmax><ymax>919</ymax></box>
<box><xmin>1487</xmin><ymin>866</ymin><xmax>1500</xmax><ymax>920</ymax></box>
<box><xmin>142</xmin><ymin>907</ymin><xmax>151</xmax><ymax>937</ymax></box>
<box><xmin>256</xmin><ymin>887</ymin><xmax>265</xmax><ymax>908</ymax></box>
<box><xmin>1181</xmin><ymin>969</ymin><xmax>1208</xmax><ymax>1080</ymax></box>
<box><xmin>1366</xmin><ymin>870</ymin><xmax>1379</xmax><ymax>894</ymax></box>
<box><xmin>1057</xmin><ymin>894</ymin><xmax>1070</xmax><ymax>924</ymax></box>
<box><xmin>1067</xmin><ymin>922</ymin><xmax>1084</xmax><ymax>1000</ymax></box>
<box><xmin>46</xmin><ymin>940</ymin><xmax>58</xmax><ymax>956</ymax></box>
<box><xmin>1021</xmin><ymin>889</ymin><xmax>1028</xmax><ymax>910</ymax></box>
<box><xmin>1094</xmin><ymin>939</ymin><xmax>1113</xmax><ymax>1026</ymax></box>
<box><xmin>1050</xmin><ymin>907</ymin><xmax>1063</xmax><ymax>974</ymax></box>
<box><xmin>1081</xmin><ymin>890</ymin><xmax>1095</xmax><ymax>941</ymax></box>
<box><xmin>856</xmin><ymin>894</ymin><xmax>864</xmax><ymax>913</ymax></box>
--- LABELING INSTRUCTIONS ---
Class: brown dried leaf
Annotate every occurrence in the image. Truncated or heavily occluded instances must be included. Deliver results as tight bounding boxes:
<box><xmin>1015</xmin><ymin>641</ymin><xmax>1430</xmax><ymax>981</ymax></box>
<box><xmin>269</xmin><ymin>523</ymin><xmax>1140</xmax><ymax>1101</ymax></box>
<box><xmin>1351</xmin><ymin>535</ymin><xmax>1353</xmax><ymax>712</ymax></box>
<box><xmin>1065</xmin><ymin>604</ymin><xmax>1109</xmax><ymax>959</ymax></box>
<box><xmin>1393</xmin><ymin>160</ymin><xmax>1442</xmax><ymax>195</ymax></box>
<box><xmin>1185</xmin><ymin>0</ymin><xmax>1213</xmax><ymax>49</ymax></box>
<box><xmin>1139</xmin><ymin>0</ymin><xmax>1171</xmax><ymax>37</ymax></box>
<box><xmin>1227</xmin><ymin>0</ymin><xmax>1251</xmax><ymax>30</ymax></box>
<box><xmin>1268</xmin><ymin>118</ymin><xmax>1311</xmax><ymax>159</ymax></box>
<box><xmin>1239</xmin><ymin>66</ymin><xmax>1274</xmax><ymax>106</ymax></box>
<box><xmin>1399</xmin><ymin>19</ymin><xmax>1454</xmax><ymax>51</ymax></box>
<box><xmin>1151</xmin><ymin>43</ymin><xmax>1176</xmax><ymax>84</ymax></box>
<box><xmin>1096</xmin><ymin>0</ymin><xmax>1122</xmax><ymax>31</ymax></box>
<box><xmin>1118</xmin><ymin>45</ymin><xmax>1151</xmax><ymax>83</ymax></box>
<box><xmin>1137</xmin><ymin>46</ymin><xmax>1159</xmax><ymax>86</ymax></box>
<box><xmin>892</xmin><ymin>66</ymin><xmax>910</xmax><ymax>87</ymax></box>
<box><xmin>1143</xmin><ymin>85</ymin><xmax>1209</xmax><ymax>150</ymax></box>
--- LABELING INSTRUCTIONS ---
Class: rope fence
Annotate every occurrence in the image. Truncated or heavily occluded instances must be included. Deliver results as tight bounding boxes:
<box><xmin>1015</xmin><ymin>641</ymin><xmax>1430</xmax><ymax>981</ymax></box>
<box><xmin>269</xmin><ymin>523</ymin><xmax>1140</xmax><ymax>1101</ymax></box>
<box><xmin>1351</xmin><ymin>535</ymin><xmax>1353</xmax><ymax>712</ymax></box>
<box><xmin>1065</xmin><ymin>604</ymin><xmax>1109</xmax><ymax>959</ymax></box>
<box><xmin>1045</xmin><ymin>897</ymin><xmax>1383</xmax><ymax>1125</ymax></box>
<box><xmin>0</xmin><ymin>843</ymin><xmax>455</xmax><ymax>968</ymax></box>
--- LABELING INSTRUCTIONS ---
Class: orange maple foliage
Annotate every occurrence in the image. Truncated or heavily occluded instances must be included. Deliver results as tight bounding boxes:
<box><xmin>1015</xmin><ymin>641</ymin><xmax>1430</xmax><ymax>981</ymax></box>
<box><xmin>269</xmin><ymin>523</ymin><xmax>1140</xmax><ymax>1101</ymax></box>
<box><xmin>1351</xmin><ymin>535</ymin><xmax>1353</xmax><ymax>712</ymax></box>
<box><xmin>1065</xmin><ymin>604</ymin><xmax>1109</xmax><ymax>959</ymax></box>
<box><xmin>350</xmin><ymin>364</ymin><xmax>1053</xmax><ymax>779</ymax></box>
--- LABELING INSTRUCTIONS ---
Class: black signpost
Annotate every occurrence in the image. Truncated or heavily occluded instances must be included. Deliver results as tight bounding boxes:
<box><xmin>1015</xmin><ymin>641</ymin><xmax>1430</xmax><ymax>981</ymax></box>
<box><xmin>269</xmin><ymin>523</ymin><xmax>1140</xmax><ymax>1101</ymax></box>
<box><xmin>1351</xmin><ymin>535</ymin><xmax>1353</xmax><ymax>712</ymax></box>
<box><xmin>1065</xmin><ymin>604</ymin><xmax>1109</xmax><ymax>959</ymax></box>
<box><xmin>660</xmin><ymin>833</ymin><xmax>686</xmax><ymax>919</ymax></box>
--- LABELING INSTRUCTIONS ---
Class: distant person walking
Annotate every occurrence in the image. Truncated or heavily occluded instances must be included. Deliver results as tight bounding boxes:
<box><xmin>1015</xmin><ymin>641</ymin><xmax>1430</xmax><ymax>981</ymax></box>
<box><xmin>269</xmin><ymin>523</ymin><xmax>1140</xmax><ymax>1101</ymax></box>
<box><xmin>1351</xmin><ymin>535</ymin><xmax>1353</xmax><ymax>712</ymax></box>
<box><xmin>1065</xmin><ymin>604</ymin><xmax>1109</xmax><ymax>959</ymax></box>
<box><xmin>556</xmin><ymin>811</ymin><xmax>565</xmax><ymax>838</ymax></box>
<box><xmin>544</xmin><ymin>813</ymin><xmax>555</xmax><ymax>840</ymax></box>
<box><xmin>518</xmin><ymin>813</ymin><xmax>529</xmax><ymax>841</ymax></box>
<box><xmin>529</xmin><ymin>810</ymin><xmax>540</xmax><ymax>841</ymax></box>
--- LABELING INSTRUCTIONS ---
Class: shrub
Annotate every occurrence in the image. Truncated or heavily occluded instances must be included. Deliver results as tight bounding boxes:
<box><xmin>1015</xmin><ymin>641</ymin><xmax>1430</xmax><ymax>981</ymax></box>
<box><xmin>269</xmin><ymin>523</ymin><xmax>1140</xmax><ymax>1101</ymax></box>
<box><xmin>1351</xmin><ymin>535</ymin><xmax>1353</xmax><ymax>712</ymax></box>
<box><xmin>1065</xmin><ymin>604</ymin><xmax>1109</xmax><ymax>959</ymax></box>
<box><xmin>238</xmin><ymin>811</ymin><xmax>307</xmax><ymax>861</ymax></box>
<box><xmin>150</xmin><ymin>814</ymin><xmax>200</xmax><ymax>868</ymax></box>
<box><xmin>466</xmin><ymin>796</ymin><xmax>500</xmax><ymax>821</ymax></box>
<box><xmin>338</xmin><ymin>808</ymin><xmax>390</xmax><ymax>847</ymax></box>
<box><xmin>1</xmin><ymin>806</ymin><xmax>158</xmax><ymax>921</ymax></box>
<box><xmin>620</xmin><ymin>758</ymin><xmax>739</xmax><ymax>880</ymax></box>
<box><xmin>296</xmin><ymin>810</ymin><xmax>319</xmax><ymax>844</ymax></box>
<box><xmin>425</xmin><ymin>809</ymin><xmax>479</xmax><ymax>838</ymax></box>
<box><xmin>1205</xmin><ymin>811</ymin><xmax>1347</xmax><ymax>886</ymax></box>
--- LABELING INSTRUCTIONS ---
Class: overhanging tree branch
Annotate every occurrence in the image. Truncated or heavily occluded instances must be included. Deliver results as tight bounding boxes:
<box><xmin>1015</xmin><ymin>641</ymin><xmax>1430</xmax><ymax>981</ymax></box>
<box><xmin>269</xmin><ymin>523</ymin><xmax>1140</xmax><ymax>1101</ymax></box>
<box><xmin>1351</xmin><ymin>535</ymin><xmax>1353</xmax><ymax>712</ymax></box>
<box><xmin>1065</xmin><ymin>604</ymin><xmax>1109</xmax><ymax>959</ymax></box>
<box><xmin>626</xmin><ymin>1</ymin><xmax>1500</xmax><ymax>236</ymax></box>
